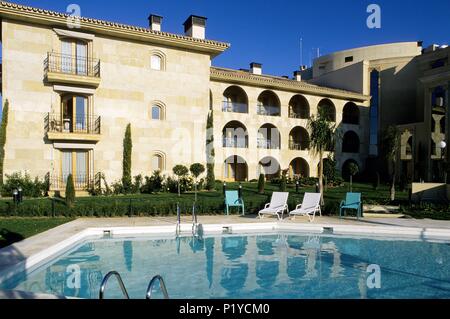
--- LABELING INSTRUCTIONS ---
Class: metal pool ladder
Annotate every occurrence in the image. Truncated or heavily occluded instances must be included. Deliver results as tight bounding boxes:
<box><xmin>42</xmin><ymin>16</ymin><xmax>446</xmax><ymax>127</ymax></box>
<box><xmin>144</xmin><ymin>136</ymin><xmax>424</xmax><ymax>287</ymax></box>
<box><xmin>99</xmin><ymin>272</ymin><xmax>169</xmax><ymax>299</ymax></box>
<box><xmin>176</xmin><ymin>203</ymin><xmax>181</xmax><ymax>237</ymax></box>
<box><xmin>146</xmin><ymin>275</ymin><xmax>169</xmax><ymax>299</ymax></box>
<box><xmin>99</xmin><ymin>271</ymin><xmax>130</xmax><ymax>299</ymax></box>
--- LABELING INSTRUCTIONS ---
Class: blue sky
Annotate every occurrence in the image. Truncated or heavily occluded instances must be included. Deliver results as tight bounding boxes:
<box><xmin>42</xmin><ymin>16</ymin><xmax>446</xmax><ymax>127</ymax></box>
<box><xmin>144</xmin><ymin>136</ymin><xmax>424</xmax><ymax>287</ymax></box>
<box><xmin>4</xmin><ymin>0</ymin><xmax>450</xmax><ymax>76</ymax></box>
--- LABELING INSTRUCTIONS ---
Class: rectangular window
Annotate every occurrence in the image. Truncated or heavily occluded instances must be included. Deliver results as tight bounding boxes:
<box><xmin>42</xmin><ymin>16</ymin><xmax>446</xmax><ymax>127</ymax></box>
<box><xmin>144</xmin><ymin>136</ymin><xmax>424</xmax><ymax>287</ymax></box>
<box><xmin>345</xmin><ymin>56</ymin><xmax>354</xmax><ymax>63</ymax></box>
<box><xmin>75</xmin><ymin>96</ymin><xmax>87</xmax><ymax>131</ymax></box>
<box><xmin>62</xmin><ymin>151</ymin><xmax>73</xmax><ymax>183</ymax></box>
<box><xmin>431</xmin><ymin>58</ymin><xmax>447</xmax><ymax>69</ymax></box>
<box><xmin>61</xmin><ymin>40</ymin><xmax>73</xmax><ymax>73</ymax></box>
<box><xmin>76</xmin><ymin>41</ymin><xmax>88</xmax><ymax>75</ymax></box>
<box><xmin>61</xmin><ymin>150</ymin><xmax>89</xmax><ymax>187</ymax></box>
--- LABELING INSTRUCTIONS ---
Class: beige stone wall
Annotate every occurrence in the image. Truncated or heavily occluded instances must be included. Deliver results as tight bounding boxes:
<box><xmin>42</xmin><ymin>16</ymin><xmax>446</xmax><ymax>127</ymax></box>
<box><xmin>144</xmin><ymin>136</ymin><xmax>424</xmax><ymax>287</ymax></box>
<box><xmin>2</xmin><ymin>20</ymin><xmax>211</xmax><ymax>184</ymax></box>
<box><xmin>210</xmin><ymin>81</ymin><xmax>370</xmax><ymax>180</ymax></box>
<box><xmin>2</xmin><ymin>19</ymin><xmax>370</xmax><ymax>187</ymax></box>
<box><xmin>313</xmin><ymin>42</ymin><xmax>422</xmax><ymax>77</ymax></box>
<box><xmin>2</xmin><ymin>19</ymin><xmax>55</xmax><ymax>178</ymax></box>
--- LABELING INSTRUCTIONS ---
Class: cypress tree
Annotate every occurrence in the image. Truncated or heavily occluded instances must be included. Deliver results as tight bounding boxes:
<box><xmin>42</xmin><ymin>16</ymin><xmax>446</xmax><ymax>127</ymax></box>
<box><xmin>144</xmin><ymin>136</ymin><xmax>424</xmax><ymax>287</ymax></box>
<box><xmin>65</xmin><ymin>174</ymin><xmax>75</xmax><ymax>208</ymax></box>
<box><xmin>206</xmin><ymin>111</ymin><xmax>215</xmax><ymax>191</ymax></box>
<box><xmin>122</xmin><ymin>124</ymin><xmax>132</xmax><ymax>193</ymax></box>
<box><xmin>279</xmin><ymin>173</ymin><xmax>287</xmax><ymax>192</ymax></box>
<box><xmin>258</xmin><ymin>173</ymin><xmax>265</xmax><ymax>194</ymax></box>
<box><xmin>0</xmin><ymin>100</ymin><xmax>9</xmax><ymax>186</ymax></box>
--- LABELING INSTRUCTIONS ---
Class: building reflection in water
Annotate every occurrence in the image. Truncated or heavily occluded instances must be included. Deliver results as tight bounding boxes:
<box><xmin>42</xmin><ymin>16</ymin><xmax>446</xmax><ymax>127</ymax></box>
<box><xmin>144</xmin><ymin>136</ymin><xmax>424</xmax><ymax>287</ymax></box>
<box><xmin>220</xmin><ymin>236</ymin><xmax>249</xmax><ymax>295</ymax></box>
<box><xmin>204</xmin><ymin>237</ymin><xmax>215</xmax><ymax>288</ymax></box>
<box><xmin>123</xmin><ymin>241</ymin><xmax>133</xmax><ymax>272</ymax></box>
<box><xmin>256</xmin><ymin>236</ymin><xmax>279</xmax><ymax>289</ymax></box>
<box><xmin>42</xmin><ymin>243</ymin><xmax>103</xmax><ymax>298</ymax></box>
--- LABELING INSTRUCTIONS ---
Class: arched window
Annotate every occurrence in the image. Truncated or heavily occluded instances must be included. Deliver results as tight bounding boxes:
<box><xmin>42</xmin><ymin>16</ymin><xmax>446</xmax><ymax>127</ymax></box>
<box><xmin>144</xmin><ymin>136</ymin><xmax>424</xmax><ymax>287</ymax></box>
<box><xmin>151</xmin><ymin>152</ymin><xmax>165</xmax><ymax>172</ymax></box>
<box><xmin>152</xmin><ymin>105</ymin><xmax>162</xmax><ymax>120</ymax></box>
<box><xmin>318</xmin><ymin>99</ymin><xmax>336</xmax><ymax>122</ymax></box>
<box><xmin>342</xmin><ymin>131</ymin><xmax>360</xmax><ymax>153</ymax></box>
<box><xmin>150</xmin><ymin>101</ymin><xmax>166</xmax><ymax>120</ymax></box>
<box><xmin>150</xmin><ymin>51</ymin><xmax>166</xmax><ymax>71</ymax></box>
<box><xmin>342</xmin><ymin>102</ymin><xmax>360</xmax><ymax>125</ymax></box>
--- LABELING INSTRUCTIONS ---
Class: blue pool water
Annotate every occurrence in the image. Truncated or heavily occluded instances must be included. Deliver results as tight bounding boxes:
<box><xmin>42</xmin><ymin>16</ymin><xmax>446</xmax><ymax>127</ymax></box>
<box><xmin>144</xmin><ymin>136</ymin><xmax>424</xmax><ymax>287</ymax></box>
<box><xmin>1</xmin><ymin>233</ymin><xmax>450</xmax><ymax>299</ymax></box>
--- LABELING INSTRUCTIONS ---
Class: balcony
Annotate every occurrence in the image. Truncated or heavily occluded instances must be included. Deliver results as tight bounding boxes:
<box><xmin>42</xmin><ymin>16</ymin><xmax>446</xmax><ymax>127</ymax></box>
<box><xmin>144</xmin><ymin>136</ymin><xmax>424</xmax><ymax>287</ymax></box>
<box><xmin>223</xmin><ymin>137</ymin><xmax>248</xmax><ymax>148</ymax></box>
<box><xmin>50</xmin><ymin>174</ymin><xmax>93</xmax><ymax>191</ymax></box>
<box><xmin>257</xmin><ymin>105</ymin><xmax>281</xmax><ymax>117</ymax></box>
<box><xmin>289</xmin><ymin>141</ymin><xmax>309</xmax><ymax>151</ymax></box>
<box><xmin>46</xmin><ymin>113</ymin><xmax>102</xmax><ymax>142</ymax></box>
<box><xmin>289</xmin><ymin>111</ymin><xmax>309</xmax><ymax>119</ymax></box>
<box><xmin>257</xmin><ymin>139</ymin><xmax>280</xmax><ymax>150</ymax></box>
<box><xmin>222</xmin><ymin>101</ymin><xmax>248</xmax><ymax>114</ymax></box>
<box><xmin>44</xmin><ymin>53</ymin><xmax>101</xmax><ymax>87</ymax></box>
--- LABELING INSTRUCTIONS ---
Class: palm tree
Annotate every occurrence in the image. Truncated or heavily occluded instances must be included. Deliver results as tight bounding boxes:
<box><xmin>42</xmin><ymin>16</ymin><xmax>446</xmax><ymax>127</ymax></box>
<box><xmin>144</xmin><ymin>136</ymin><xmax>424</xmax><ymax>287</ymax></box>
<box><xmin>381</xmin><ymin>126</ymin><xmax>400</xmax><ymax>201</ymax></box>
<box><xmin>308</xmin><ymin>110</ymin><xmax>337</xmax><ymax>205</ymax></box>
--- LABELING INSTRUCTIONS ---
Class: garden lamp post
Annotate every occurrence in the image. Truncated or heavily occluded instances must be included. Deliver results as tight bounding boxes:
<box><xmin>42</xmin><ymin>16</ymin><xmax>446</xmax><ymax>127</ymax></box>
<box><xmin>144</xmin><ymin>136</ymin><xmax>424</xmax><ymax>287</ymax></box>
<box><xmin>296</xmin><ymin>180</ymin><xmax>299</xmax><ymax>194</ymax></box>
<box><xmin>18</xmin><ymin>187</ymin><xmax>23</xmax><ymax>203</ymax></box>
<box><xmin>12</xmin><ymin>189</ymin><xmax>19</xmax><ymax>205</ymax></box>
<box><xmin>439</xmin><ymin>141</ymin><xmax>447</xmax><ymax>183</ymax></box>
<box><xmin>238</xmin><ymin>183</ymin><xmax>242</xmax><ymax>199</ymax></box>
<box><xmin>223</xmin><ymin>182</ymin><xmax>227</xmax><ymax>196</ymax></box>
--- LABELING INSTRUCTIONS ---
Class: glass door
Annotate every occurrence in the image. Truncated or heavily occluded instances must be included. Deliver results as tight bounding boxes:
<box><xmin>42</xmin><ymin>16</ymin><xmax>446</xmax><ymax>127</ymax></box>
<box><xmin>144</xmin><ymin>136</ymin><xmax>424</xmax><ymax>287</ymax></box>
<box><xmin>76</xmin><ymin>41</ymin><xmax>87</xmax><ymax>75</ymax></box>
<box><xmin>61</xmin><ymin>40</ymin><xmax>73</xmax><ymax>73</ymax></box>
<box><xmin>62</xmin><ymin>151</ymin><xmax>73</xmax><ymax>184</ymax></box>
<box><xmin>61</xmin><ymin>150</ymin><xmax>89</xmax><ymax>189</ymax></box>
<box><xmin>75</xmin><ymin>96</ymin><xmax>87</xmax><ymax>132</ymax></box>
<box><xmin>61</xmin><ymin>95</ymin><xmax>88</xmax><ymax>133</ymax></box>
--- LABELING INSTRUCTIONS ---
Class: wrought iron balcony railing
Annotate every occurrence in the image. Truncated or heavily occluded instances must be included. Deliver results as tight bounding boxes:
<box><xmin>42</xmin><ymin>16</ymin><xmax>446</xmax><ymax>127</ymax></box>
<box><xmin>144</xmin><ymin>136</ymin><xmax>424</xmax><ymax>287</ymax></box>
<box><xmin>223</xmin><ymin>137</ymin><xmax>248</xmax><ymax>148</ymax></box>
<box><xmin>289</xmin><ymin>111</ymin><xmax>309</xmax><ymax>119</ymax></box>
<box><xmin>50</xmin><ymin>174</ymin><xmax>93</xmax><ymax>191</ymax></box>
<box><xmin>257</xmin><ymin>139</ymin><xmax>280</xmax><ymax>149</ymax></box>
<box><xmin>46</xmin><ymin>113</ymin><xmax>101</xmax><ymax>135</ymax></box>
<box><xmin>222</xmin><ymin>101</ymin><xmax>248</xmax><ymax>114</ymax></box>
<box><xmin>289</xmin><ymin>141</ymin><xmax>309</xmax><ymax>151</ymax></box>
<box><xmin>44</xmin><ymin>52</ymin><xmax>100</xmax><ymax>78</ymax></box>
<box><xmin>257</xmin><ymin>105</ymin><xmax>281</xmax><ymax>116</ymax></box>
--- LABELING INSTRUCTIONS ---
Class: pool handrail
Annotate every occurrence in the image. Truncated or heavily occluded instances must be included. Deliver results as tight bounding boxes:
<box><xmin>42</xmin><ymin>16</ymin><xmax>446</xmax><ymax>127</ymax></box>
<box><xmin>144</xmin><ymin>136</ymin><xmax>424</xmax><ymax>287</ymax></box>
<box><xmin>192</xmin><ymin>202</ymin><xmax>198</xmax><ymax>236</ymax></box>
<box><xmin>146</xmin><ymin>275</ymin><xmax>170</xmax><ymax>299</ymax></box>
<box><xmin>99</xmin><ymin>271</ymin><xmax>130</xmax><ymax>299</ymax></box>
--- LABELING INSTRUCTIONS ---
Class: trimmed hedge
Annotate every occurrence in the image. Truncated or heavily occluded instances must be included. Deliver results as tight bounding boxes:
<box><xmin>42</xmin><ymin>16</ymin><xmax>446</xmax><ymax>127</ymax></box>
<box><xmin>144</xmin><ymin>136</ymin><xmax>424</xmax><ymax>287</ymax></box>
<box><xmin>0</xmin><ymin>193</ymin><xmax>340</xmax><ymax>218</ymax></box>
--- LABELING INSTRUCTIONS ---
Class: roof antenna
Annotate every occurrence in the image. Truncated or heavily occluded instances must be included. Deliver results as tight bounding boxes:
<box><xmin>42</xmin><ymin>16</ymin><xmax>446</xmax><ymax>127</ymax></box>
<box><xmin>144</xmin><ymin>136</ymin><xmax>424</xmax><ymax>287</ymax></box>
<box><xmin>300</xmin><ymin>37</ymin><xmax>303</xmax><ymax>67</ymax></box>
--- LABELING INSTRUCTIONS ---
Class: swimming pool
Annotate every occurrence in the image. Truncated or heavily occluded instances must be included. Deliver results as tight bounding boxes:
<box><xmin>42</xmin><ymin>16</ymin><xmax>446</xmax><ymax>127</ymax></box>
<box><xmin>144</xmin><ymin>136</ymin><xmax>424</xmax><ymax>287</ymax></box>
<box><xmin>1</xmin><ymin>230</ymin><xmax>450</xmax><ymax>299</ymax></box>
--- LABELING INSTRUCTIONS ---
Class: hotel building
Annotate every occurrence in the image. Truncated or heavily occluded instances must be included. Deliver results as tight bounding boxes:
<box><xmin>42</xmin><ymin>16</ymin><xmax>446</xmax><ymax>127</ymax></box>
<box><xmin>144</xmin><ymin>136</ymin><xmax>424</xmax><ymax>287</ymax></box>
<box><xmin>0</xmin><ymin>1</ymin><xmax>371</xmax><ymax>194</ymax></box>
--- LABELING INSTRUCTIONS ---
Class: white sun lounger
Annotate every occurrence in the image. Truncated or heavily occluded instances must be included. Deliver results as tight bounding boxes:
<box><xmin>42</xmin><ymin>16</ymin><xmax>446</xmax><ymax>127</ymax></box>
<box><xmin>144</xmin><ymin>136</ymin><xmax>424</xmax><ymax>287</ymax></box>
<box><xmin>289</xmin><ymin>193</ymin><xmax>322</xmax><ymax>222</ymax></box>
<box><xmin>258</xmin><ymin>192</ymin><xmax>289</xmax><ymax>221</ymax></box>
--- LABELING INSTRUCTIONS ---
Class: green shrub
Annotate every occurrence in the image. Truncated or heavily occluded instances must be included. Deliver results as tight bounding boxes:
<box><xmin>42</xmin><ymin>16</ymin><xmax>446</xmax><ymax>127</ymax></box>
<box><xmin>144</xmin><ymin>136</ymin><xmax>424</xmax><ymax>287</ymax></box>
<box><xmin>142</xmin><ymin>171</ymin><xmax>165</xmax><ymax>194</ymax></box>
<box><xmin>132</xmin><ymin>174</ymin><xmax>143</xmax><ymax>194</ymax></box>
<box><xmin>65</xmin><ymin>174</ymin><xmax>75</xmax><ymax>208</ymax></box>
<box><xmin>258</xmin><ymin>174</ymin><xmax>265</xmax><ymax>194</ymax></box>
<box><xmin>279</xmin><ymin>174</ymin><xmax>287</xmax><ymax>192</ymax></box>
<box><xmin>1</xmin><ymin>172</ymin><xmax>48</xmax><ymax>198</ymax></box>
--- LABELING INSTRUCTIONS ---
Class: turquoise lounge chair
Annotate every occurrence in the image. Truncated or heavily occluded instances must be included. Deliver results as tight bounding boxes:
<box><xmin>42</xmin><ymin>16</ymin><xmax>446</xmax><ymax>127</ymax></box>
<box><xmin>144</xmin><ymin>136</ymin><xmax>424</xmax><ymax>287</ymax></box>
<box><xmin>225</xmin><ymin>191</ymin><xmax>245</xmax><ymax>216</ymax></box>
<box><xmin>340</xmin><ymin>193</ymin><xmax>363</xmax><ymax>219</ymax></box>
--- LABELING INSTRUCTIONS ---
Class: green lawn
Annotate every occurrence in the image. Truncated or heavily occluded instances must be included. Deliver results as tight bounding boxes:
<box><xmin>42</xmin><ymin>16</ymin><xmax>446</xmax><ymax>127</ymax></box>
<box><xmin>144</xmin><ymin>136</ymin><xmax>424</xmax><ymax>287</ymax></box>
<box><xmin>0</xmin><ymin>181</ymin><xmax>410</xmax><ymax>218</ymax></box>
<box><xmin>0</xmin><ymin>218</ymin><xmax>73</xmax><ymax>248</ymax></box>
